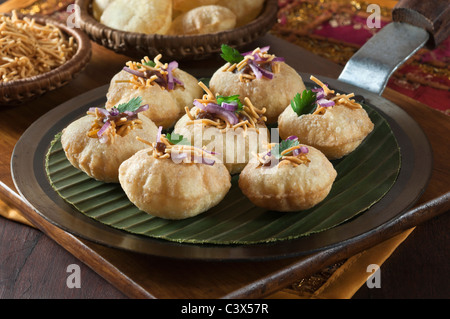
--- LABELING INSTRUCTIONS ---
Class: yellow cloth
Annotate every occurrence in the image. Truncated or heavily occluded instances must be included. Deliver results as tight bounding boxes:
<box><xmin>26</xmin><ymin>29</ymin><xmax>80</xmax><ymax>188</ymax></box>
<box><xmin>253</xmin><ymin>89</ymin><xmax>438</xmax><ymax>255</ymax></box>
<box><xmin>268</xmin><ymin>228</ymin><xmax>414</xmax><ymax>299</ymax></box>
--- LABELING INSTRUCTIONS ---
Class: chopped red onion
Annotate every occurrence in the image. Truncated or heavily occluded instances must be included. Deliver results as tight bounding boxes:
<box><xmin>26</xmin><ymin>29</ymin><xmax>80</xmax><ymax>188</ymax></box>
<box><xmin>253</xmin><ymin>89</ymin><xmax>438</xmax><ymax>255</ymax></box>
<box><xmin>123</xmin><ymin>67</ymin><xmax>147</xmax><ymax>79</ymax></box>
<box><xmin>286</xmin><ymin>136</ymin><xmax>298</xmax><ymax>141</ymax></box>
<box><xmin>220</xmin><ymin>101</ymin><xmax>238</xmax><ymax>112</ymax></box>
<box><xmin>156</xmin><ymin>126</ymin><xmax>163</xmax><ymax>143</ymax></box>
<box><xmin>317</xmin><ymin>98</ymin><xmax>335</xmax><ymax>107</ymax></box>
<box><xmin>312</xmin><ymin>88</ymin><xmax>325</xmax><ymax>100</ymax></box>
<box><xmin>97</xmin><ymin>121</ymin><xmax>111</xmax><ymax>143</ymax></box>
<box><xmin>293</xmin><ymin>146</ymin><xmax>309</xmax><ymax>156</ymax></box>
<box><xmin>123</xmin><ymin>61</ymin><xmax>183</xmax><ymax>91</ymax></box>
<box><xmin>242</xmin><ymin>46</ymin><xmax>270</xmax><ymax>56</ymax></box>
<box><xmin>248</xmin><ymin>61</ymin><xmax>263</xmax><ymax>79</ymax></box>
<box><xmin>89</xmin><ymin>107</ymin><xmax>110</xmax><ymax>117</ymax></box>
<box><xmin>167</xmin><ymin>61</ymin><xmax>179</xmax><ymax>91</ymax></box>
<box><xmin>193</xmin><ymin>100</ymin><xmax>239</xmax><ymax>125</ymax></box>
<box><xmin>170</xmin><ymin>151</ymin><xmax>188</xmax><ymax>164</ymax></box>
<box><xmin>247</xmin><ymin>60</ymin><xmax>274</xmax><ymax>80</ymax></box>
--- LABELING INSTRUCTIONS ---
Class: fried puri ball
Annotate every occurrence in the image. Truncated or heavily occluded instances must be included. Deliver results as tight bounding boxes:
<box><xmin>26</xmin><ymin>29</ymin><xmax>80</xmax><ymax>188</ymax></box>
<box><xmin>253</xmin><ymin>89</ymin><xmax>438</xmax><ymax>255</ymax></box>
<box><xmin>92</xmin><ymin>0</ymin><xmax>116</xmax><ymax>20</ymax></box>
<box><xmin>118</xmin><ymin>148</ymin><xmax>231</xmax><ymax>220</ymax></box>
<box><xmin>216</xmin><ymin>0</ymin><xmax>265</xmax><ymax>27</ymax></box>
<box><xmin>61</xmin><ymin>113</ymin><xmax>158</xmax><ymax>183</ymax></box>
<box><xmin>100</xmin><ymin>0</ymin><xmax>172</xmax><ymax>34</ymax></box>
<box><xmin>209</xmin><ymin>51</ymin><xmax>306</xmax><ymax>124</ymax></box>
<box><xmin>278</xmin><ymin>104</ymin><xmax>374</xmax><ymax>160</ymax></box>
<box><xmin>174</xmin><ymin>107</ymin><xmax>270</xmax><ymax>174</ymax></box>
<box><xmin>105</xmin><ymin>67</ymin><xmax>203</xmax><ymax>130</ymax></box>
<box><xmin>168</xmin><ymin>5</ymin><xmax>237</xmax><ymax>35</ymax></box>
<box><xmin>239</xmin><ymin>145</ymin><xmax>337</xmax><ymax>212</ymax></box>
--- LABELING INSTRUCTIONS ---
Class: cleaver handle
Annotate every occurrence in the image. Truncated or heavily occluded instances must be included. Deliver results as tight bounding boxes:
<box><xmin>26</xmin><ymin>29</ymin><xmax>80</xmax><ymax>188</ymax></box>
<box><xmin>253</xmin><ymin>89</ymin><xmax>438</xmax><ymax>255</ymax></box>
<box><xmin>392</xmin><ymin>0</ymin><xmax>450</xmax><ymax>48</ymax></box>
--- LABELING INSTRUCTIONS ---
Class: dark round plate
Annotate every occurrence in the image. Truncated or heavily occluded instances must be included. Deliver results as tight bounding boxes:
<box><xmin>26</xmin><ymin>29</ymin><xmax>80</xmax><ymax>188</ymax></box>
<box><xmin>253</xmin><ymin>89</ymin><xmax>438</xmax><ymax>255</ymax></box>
<box><xmin>11</xmin><ymin>74</ymin><xmax>432</xmax><ymax>261</ymax></box>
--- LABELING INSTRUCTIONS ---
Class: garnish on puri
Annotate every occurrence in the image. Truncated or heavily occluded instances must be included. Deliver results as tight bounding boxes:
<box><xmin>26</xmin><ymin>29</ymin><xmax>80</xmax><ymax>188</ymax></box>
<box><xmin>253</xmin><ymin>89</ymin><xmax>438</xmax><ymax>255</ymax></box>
<box><xmin>119</xmin><ymin>54</ymin><xmax>184</xmax><ymax>91</ymax></box>
<box><xmin>256</xmin><ymin>136</ymin><xmax>310</xmax><ymax>168</ymax></box>
<box><xmin>291</xmin><ymin>75</ymin><xmax>363</xmax><ymax>116</ymax></box>
<box><xmin>87</xmin><ymin>97</ymin><xmax>149</xmax><ymax>144</ymax></box>
<box><xmin>185</xmin><ymin>81</ymin><xmax>267</xmax><ymax>133</ymax></box>
<box><xmin>136</xmin><ymin>126</ymin><xmax>217</xmax><ymax>166</ymax></box>
<box><xmin>220</xmin><ymin>44</ymin><xmax>285</xmax><ymax>83</ymax></box>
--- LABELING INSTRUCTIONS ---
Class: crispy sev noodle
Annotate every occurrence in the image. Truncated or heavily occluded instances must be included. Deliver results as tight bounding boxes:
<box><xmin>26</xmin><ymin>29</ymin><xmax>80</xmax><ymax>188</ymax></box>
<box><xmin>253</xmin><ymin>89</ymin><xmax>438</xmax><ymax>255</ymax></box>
<box><xmin>0</xmin><ymin>11</ymin><xmax>76</xmax><ymax>82</ymax></box>
<box><xmin>119</xmin><ymin>54</ymin><xmax>183</xmax><ymax>91</ymax></box>
<box><xmin>255</xmin><ymin>144</ymin><xmax>310</xmax><ymax>168</ymax></box>
<box><xmin>222</xmin><ymin>47</ymin><xmax>282</xmax><ymax>83</ymax></box>
<box><xmin>310</xmin><ymin>75</ymin><xmax>362</xmax><ymax>115</ymax></box>
<box><xmin>87</xmin><ymin>108</ymin><xmax>143</xmax><ymax>144</ymax></box>
<box><xmin>136</xmin><ymin>135</ymin><xmax>216</xmax><ymax>164</ymax></box>
<box><xmin>185</xmin><ymin>82</ymin><xmax>267</xmax><ymax>133</ymax></box>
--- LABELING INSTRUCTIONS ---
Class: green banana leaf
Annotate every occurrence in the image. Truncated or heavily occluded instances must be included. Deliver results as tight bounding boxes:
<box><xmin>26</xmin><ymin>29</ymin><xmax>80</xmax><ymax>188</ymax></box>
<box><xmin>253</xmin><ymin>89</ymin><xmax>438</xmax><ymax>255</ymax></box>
<box><xmin>45</xmin><ymin>102</ymin><xmax>400</xmax><ymax>245</ymax></box>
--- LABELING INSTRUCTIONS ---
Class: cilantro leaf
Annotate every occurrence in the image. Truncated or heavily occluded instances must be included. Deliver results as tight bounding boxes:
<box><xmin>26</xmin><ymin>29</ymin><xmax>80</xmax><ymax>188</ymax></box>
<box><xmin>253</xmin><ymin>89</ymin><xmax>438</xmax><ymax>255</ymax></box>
<box><xmin>216</xmin><ymin>94</ymin><xmax>244</xmax><ymax>111</ymax></box>
<box><xmin>143</xmin><ymin>60</ymin><xmax>156</xmax><ymax>67</ymax></box>
<box><xmin>220</xmin><ymin>44</ymin><xmax>244</xmax><ymax>64</ymax></box>
<box><xmin>290</xmin><ymin>90</ymin><xmax>317</xmax><ymax>116</ymax></box>
<box><xmin>114</xmin><ymin>97</ymin><xmax>143</xmax><ymax>113</ymax></box>
<box><xmin>270</xmin><ymin>139</ymin><xmax>300</xmax><ymax>159</ymax></box>
<box><xmin>166</xmin><ymin>132</ymin><xmax>190</xmax><ymax>146</ymax></box>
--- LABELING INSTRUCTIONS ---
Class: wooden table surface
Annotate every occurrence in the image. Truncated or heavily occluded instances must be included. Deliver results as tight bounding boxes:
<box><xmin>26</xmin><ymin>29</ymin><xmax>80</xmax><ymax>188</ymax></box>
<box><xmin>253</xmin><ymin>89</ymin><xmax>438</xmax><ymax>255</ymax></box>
<box><xmin>0</xmin><ymin>34</ymin><xmax>449</xmax><ymax>299</ymax></box>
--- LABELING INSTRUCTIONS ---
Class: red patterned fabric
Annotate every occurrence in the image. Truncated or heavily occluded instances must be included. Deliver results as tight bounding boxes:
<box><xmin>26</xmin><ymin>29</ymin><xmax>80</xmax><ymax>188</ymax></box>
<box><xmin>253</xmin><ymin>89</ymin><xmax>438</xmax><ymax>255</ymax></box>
<box><xmin>275</xmin><ymin>0</ymin><xmax>449</xmax><ymax>114</ymax></box>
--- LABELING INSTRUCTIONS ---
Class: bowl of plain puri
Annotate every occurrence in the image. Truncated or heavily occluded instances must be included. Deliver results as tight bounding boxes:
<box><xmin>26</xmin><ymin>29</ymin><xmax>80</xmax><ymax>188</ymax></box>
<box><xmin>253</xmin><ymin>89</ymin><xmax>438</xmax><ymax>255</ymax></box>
<box><xmin>76</xmin><ymin>0</ymin><xmax>278</xmax><ymax>60</ymax></box>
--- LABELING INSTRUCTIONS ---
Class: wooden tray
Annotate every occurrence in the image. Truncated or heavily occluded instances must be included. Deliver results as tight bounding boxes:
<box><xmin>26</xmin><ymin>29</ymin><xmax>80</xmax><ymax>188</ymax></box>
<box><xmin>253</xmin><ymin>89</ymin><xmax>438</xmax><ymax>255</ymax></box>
<box><xmin>11</xmin><ymin>73</ymin><xmax>432</xmax><ymax>261</ymax></box>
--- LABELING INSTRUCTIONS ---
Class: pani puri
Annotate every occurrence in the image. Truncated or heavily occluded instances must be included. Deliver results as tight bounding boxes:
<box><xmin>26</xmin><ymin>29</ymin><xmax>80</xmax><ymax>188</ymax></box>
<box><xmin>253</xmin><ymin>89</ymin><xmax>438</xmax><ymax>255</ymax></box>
<box><xmin>100</xmin><ymin>0</ymin><xmax>172</xmax><ymax>34</ymax></box>
<box><xmin>61</xmin><ymin>101</ymin><xmax>158</xmax><ymax>183</ymax></box>
<box><xmin>174</xmin><ymin>82</ymin><xmax>270</xmax><ymax>175</ymax></box>
<box><xmin>106</xmin><ymin>55</ymin><xmax>203</xmax><ymax>130</ymax></box>
<box><xmin>209</xmin><ymin>46</ymin><xmax>306</xmax><ymax>124</ymax></box>
<box><xmin>118</xmin><ymin>133</ymin><xmax>231</xmax><ymax>220</ymax></box>
<box><xmin>278</xmin><ymin>76</ymin><xmax>374</xmax><ymax>159</ymax></box>
<box><xmin>239</xmin><ymin>138</ymin><xmax>337</xmax><ymax>212</ymax></box>
<box><xmin>168</xmin><ymin>5</ymin><xmax>236</xmax><ymax>35</ymax></box>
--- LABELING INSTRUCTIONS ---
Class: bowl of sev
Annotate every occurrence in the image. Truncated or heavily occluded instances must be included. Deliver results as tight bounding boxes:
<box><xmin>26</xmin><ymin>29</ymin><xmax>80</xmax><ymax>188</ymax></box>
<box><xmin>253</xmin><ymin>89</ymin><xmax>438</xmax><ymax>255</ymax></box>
<box><xmin>75</xmin><ymin>0</ymin><xmax>278</xmax><ymax>61</ymax></box>
<box><xmin>0</xmin><ymin>11</ymin><xmax>91</xmax><ymax>105</ymax></box>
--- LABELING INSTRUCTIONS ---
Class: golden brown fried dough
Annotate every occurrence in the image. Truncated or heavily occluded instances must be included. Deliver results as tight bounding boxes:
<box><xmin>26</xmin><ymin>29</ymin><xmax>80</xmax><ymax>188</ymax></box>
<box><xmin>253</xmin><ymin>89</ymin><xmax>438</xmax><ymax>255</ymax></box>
<box><xmin>100</xmin><ymin>0</ymin><xmax>172</xmax><ymax>34</ymax></box>
<box><xmin>216</xmin><ymin>0</ymin><xmax>265</xmax><ymax>26</ymax></box>
<box><xmin>118</xmin><ymin>149</ymin><xmax>231</xmax><ymax>220</ymax></box>
<box><xmin>106</xmin><ymin>69</ymin><xmax>203</xmax><ymax>130</ymax></box>
<box><xmin>239</xmin><ymin>146</ymin><xmax>337</xmax><ymax>212</ymax></box>
<box><xmin>278</xmin><ymin>104</ymin><xmax>374</xmax><ymax>159</ymax></box>
<box><xmin>92</xmin><ymin>0</ymin><xmax>116</xmax><ymax>20</ymax></box>
<box><xmin>174</xmin><ymin>107</ymin><xmax>270</xmax><ymax>175</ymax></box>
<box><xmin>209</xmin><ymin>62</ymin><xmax>306</xmax><ymax>123</ymax></box>
<box><xmin>168</xmin><ymin>5</ymin><xmax>236</xmax><ymax>35</ymax></box>
<box><xmin>61</xmin><ymin>114</ymin><xmax>158</xmax><ymax>183</ymax></box>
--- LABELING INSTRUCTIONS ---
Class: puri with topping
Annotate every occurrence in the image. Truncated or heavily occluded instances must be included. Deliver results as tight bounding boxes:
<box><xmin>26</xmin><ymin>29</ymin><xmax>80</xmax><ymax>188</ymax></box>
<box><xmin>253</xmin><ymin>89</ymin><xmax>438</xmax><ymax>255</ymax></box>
<box><xmin>174</xmin><ymin>82</ymin><xmax>270</xmax><ymax>175</ymax></box>
<box><xmin>239</xmin><ymin>136</ymin><xmax>337</xmax><ymax>212</ymax></box>
<box><xmin>278</xmin><ymin>76</ymin><xmax>374</xmax><ymax>160</ymax></box>
<box><xmin>209</xmin><ymin>45</ymin><xmax>306</xmax><ymax>123</ymax></box>
<box><xmin>118</xmin><ymin>129</ymin><xmax>231</xmax><ymax>220</ymax></box>
<box><xmin>61</xmin><ymin>97</ymin><xmax>158</xmax><ymax>183</ymax></box>
<box><xmin>105</xmin><ymin>54</ymin><xmax>203</xmax><ymax>129</ymax></box>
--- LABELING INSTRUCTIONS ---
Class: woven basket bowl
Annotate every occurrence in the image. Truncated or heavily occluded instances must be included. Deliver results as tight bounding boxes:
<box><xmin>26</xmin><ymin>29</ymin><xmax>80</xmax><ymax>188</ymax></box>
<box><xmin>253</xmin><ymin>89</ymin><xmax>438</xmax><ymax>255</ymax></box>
<box><xmin>76</xmin><ymin>0</ymin><xmax>278</xmax><ymax>61</ymax></box>
<box><xmin>0</xmin><ymin>14</ymin><xmax>92</xmax><ymax>106</ymax></box>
